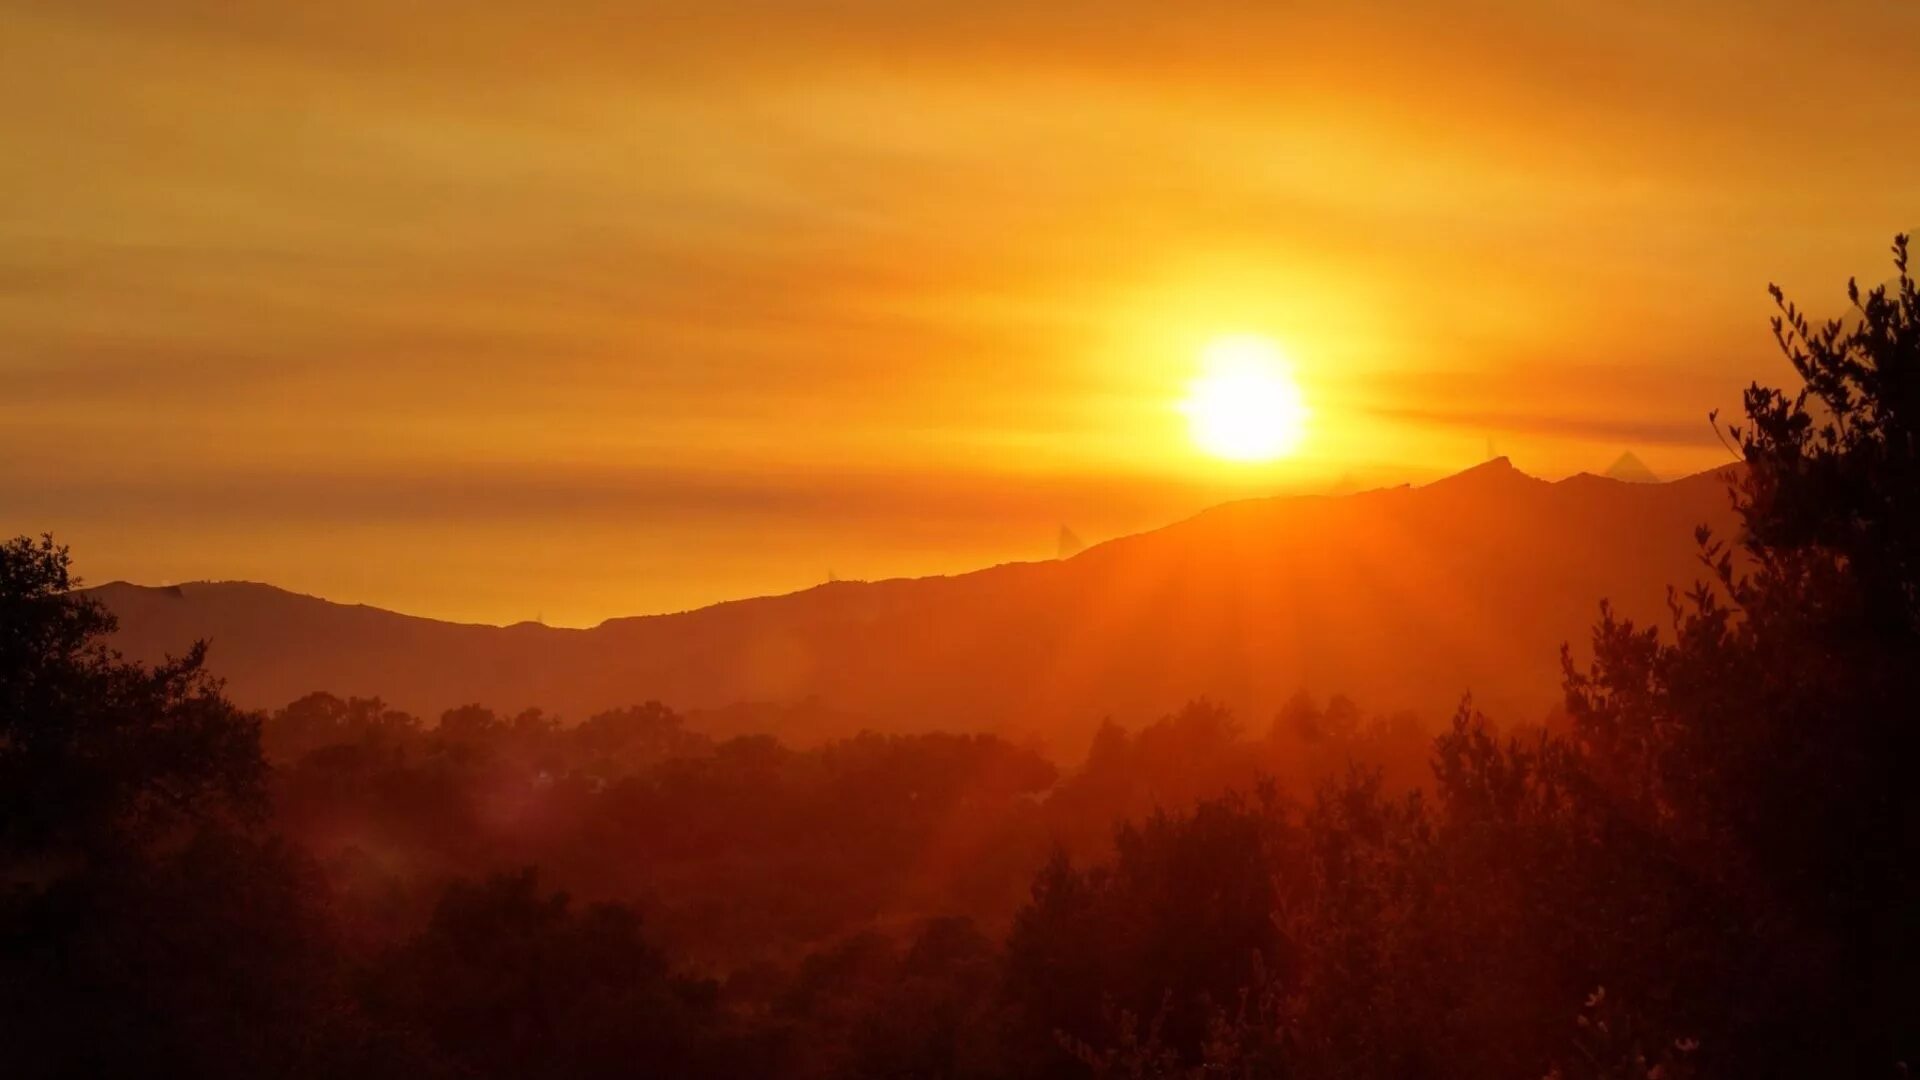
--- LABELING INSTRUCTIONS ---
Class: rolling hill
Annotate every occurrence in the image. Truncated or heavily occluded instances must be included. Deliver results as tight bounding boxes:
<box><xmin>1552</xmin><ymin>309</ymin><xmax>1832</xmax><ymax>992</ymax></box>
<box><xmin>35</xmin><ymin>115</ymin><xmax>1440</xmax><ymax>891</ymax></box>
<box><xmin>85</xmin><ymin>458</ymin><xmax>1743</xmax><ymax>752</ymax></box>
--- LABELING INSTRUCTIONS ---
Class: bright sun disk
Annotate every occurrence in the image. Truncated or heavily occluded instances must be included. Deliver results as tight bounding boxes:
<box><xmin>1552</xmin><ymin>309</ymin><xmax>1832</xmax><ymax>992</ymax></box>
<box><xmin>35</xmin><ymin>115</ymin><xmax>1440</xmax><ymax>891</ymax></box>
<box><xmin>1182</xmin><ymin>335</ymin><xmax>1309</xmax><ymax>462</ymax></box>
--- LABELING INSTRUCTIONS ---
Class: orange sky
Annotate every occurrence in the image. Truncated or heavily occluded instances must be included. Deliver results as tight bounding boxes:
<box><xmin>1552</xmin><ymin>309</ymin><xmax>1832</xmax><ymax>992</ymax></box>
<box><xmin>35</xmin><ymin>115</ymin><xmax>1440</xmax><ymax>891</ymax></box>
<box><xmin>3</xmin><ymin>0</ymin><xmax>1916</xmax><ymax>625</ymax></box>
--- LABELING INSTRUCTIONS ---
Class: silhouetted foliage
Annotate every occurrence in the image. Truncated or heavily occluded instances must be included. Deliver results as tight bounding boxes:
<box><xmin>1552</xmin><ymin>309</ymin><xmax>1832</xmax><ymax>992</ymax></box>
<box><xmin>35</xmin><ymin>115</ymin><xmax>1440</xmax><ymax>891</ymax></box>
<box><xmin>1553</xmin><ymin>234</ymin><xmax>1920</xmax><ymax>1071</ymax></box>
<box><xmin>363</xmin><ymin>868</ymin><xmax>751</xmax><ymax>1079</ymax></box>
<box><xmin>0</xmin><ymin>537</ymin><xmax>363</xmax><ymax>1078</ymax></box>
<box><xmin>1005</xmin><ymin>787</ymin><xmax>1296</xmax><ymax>1074</ymax></box>
<box><xmin>0</xmin><ymin>535</ymin><xmax>264</xmax><ymax>866</ymax></box>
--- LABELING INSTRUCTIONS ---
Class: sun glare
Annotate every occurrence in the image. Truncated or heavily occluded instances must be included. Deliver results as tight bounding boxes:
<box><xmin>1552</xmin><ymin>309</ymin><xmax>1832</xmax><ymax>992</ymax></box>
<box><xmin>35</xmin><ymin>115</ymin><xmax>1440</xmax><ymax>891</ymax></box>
<box><xmin>1182</xmin><ymin>335</ymin><xmax>1309</xmax><ymax>462</ymax></box>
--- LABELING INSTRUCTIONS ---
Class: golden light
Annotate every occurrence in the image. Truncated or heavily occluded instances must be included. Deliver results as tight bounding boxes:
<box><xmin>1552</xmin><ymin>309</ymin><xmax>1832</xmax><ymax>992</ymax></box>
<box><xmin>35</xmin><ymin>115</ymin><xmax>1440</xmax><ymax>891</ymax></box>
<box><xmin>1182</xmin><ymin>334</ymin><xmax>1309</xmax><ymax>462</ymax></box>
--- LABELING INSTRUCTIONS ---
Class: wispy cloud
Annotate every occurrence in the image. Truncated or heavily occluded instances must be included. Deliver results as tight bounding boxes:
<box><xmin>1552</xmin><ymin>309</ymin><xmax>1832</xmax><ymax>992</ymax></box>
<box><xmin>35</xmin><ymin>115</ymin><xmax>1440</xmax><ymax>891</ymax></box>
<box><xmin>3</xmin><ymin>0</ymin><xmax>1913</xmax><ymax>619</ymax></box>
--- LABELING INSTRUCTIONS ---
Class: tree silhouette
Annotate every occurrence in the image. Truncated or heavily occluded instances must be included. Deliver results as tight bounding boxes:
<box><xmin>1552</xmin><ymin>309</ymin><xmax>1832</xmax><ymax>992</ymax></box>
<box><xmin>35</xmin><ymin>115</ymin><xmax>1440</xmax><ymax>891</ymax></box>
<box><xmin>0</xmin><ymin>535</ymin><xmax>264</xmax><ymax>869</ymax></box>
<box><xmin>364</xmin><ymin>869</ymin><xmax>749</xmax><ymax>1079</ymax></box>
<box><xmin>0</xmin><ymin>536</ymin><xmax>372</xmax><ymax>1078</ymax></box>
<box><xmin>1556</xmin><ymin>235</ymin><xmax>1920</xmax><ymax>1071</ymax></box>
<box><xmin>1004</xmin><ymin>787</ymin><xmax>1296</xmax><ymax>1075</ymax></box>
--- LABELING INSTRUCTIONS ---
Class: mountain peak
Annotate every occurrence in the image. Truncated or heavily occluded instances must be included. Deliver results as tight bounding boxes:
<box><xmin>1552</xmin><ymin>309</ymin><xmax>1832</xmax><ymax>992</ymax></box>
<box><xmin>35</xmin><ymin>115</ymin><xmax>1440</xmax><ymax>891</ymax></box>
<box><xmin>1604</xmin><ymin>451</ymin><xmax>1660</xmax><ymax>484</ymax></box>
<box><xmin>1426</xmin><ymin>455</ymin><xmax>1537</xmax><ymax>491</ymax></box>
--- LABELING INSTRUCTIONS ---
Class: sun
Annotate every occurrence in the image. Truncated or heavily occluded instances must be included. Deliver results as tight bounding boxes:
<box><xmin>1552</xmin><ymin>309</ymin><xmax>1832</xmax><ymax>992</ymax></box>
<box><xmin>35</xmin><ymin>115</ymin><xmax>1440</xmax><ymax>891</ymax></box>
<box><xmin>1181</xmin><ymin>334</ymin><xmax>1309</xmax><ymax>462</ymax></box>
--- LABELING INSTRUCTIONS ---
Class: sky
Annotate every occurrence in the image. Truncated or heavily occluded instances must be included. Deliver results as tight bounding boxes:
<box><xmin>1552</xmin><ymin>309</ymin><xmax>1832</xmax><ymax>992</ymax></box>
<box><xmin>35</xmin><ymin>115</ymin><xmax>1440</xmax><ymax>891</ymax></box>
<box><xmin>3</xmin><ymin>0</ymin><xmax>1916</xmax><ymax>625</ymax></box>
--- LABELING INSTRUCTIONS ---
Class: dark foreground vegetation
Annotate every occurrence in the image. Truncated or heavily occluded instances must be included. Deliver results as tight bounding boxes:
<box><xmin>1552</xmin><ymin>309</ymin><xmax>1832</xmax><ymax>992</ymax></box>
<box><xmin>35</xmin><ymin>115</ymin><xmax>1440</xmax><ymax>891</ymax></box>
<box><xmin>4</xmin><ymin>239</ymin><xmax>1916</xmax><ymax>1077</ymax></box>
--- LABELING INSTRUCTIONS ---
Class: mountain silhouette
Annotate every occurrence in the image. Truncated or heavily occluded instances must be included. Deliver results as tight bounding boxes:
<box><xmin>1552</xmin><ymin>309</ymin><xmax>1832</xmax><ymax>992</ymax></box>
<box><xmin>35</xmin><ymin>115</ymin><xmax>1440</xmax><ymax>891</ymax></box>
<box><xmin>1603</xmin><ymin>450</ymin><xmax>1660</xmax><ymax>483</ymax></box>
<box><xmin>86</xmin><ymin>459</ymin><xmax>1741</xmax><ymax>750</ymax></box>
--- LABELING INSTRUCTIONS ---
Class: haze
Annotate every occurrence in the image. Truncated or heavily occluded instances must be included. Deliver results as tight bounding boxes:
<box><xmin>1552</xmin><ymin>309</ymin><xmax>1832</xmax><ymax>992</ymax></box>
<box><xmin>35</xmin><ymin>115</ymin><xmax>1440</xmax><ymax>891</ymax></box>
<box><xmin>3</xmin><ymin>0</ymin><xmax>1915</xmax><ymax>624</ymax></box>
<box><xmin>10</xmin><ymin>2</ymin><xmax>1920</xmax><ymax>1075</ymax></box>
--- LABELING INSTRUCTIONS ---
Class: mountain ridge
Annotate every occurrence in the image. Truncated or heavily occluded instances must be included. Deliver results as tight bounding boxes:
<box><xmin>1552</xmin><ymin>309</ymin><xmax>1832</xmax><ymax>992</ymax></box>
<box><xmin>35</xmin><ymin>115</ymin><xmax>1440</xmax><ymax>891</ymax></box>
<box><xmin>85</xmin><ymin>460</ymin><xmax>1744</xmax><ymax>749</ymax></box>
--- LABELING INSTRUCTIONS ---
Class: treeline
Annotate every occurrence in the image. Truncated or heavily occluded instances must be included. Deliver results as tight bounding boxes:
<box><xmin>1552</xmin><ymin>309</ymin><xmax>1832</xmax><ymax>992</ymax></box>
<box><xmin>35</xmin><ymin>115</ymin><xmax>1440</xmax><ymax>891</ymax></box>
<box><xmin>3</xmin><ymin>237</ymin><xmax>1916</xmax><ymax>1077</ymax></box>
<box><xmin>0</xmin><ymin>535</ymin><xmax>1430</xmax><ymax>1079</ymax></box>
<box><xmin>261</xmin><ymin>686</ymin><xmax>1429</xmax><ymax>968</ymax></box>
